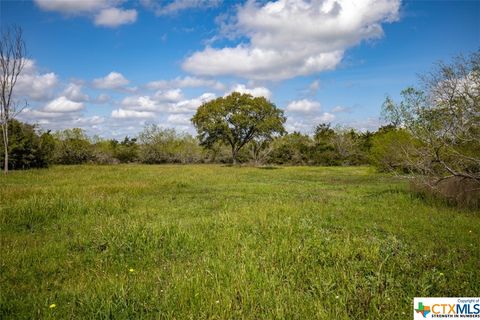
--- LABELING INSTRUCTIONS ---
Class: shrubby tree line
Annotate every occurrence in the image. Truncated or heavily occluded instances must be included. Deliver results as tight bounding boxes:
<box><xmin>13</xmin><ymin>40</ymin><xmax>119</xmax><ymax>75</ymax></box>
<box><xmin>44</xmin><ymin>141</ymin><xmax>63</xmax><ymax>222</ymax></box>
<box><xmin>0</xmin><ymin>119</ymin><xmax>385</xmax><ymax>168</ymax></box>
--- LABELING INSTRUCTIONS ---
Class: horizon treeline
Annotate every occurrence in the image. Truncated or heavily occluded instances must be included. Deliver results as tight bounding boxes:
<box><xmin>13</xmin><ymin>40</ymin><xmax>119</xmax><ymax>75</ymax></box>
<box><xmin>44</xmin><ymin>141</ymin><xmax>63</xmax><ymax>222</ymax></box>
<box><xmin>0</xmin><ymin>120</ymin><xmax>400</xmax><ymax>169</ymax></box>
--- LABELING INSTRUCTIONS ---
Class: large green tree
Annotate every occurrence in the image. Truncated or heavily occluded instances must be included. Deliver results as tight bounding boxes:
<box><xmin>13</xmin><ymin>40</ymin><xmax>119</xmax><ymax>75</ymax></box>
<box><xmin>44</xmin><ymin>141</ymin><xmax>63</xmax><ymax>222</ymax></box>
<box><xmin>192</xmin><ymin>92</ymin><xmax>286</xmax><ymax>164</ymax></box>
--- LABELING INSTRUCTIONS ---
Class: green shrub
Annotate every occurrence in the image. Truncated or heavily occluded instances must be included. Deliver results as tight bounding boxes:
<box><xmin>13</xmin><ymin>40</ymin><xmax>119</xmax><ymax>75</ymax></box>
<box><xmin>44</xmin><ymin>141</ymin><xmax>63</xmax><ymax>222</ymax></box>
<box><xmin>370</xmin><ymin>128</ymin><xmax>418</xmax><ymax>173</ymax></box>
<box><xmin>138</xmin><ymin>125</ymin><xmax>203</xmax><ymax>164</ymax></box>
<box><xmin>0</xmin><ymin>120</ymin><xmax>54</xmax><ymax>169</ymax></box>
<box><xmin>52</xmin><ymin>128</ymin><xmax>94</xmax><ymax>165</ymax></box>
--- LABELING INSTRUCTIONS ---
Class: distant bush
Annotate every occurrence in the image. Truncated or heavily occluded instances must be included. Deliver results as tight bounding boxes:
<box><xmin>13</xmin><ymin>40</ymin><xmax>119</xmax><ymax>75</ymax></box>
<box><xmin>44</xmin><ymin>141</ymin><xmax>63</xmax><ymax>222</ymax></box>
<box><xmin>52</xmin><ymin>128</ymin><xmax>94</xmax><ymax>165</ymax></box>
<box><xmin>113</xmin><ymin>137</ymin><xmax>138</xmax><ymax>163</ymax></box>
<box><xmin>328</xmin><ymin>128</ymin><xmax>370</xmax><ymax>166</ymax></box>
<box><xmin>202</xmin><ymin>141</ymin><xmax>233</xmax><ymax>163</ymax></box>
<box><xmin>370</xmin><ymin>126</ymin><xmax>419</xmax><ymax>173</ymax></box>
<box><xmin>267</xmin><ymin>125</ymin><xmax>372</xmax><ymax>166</ymax></box>
<box><xmin>310</xmin><ymin>124</ymin><xmax>338</xmax><ymax>165</ymax></box>
<box><xmin>137</xmin><ymin>124</ymin><xmax>203</xmax><ymax>164</ymax></box>
<box><xmin>268</xmin><ymin>132</ymin><xmax>312</xmax><ymax>165</ymax></box>
<box><xmin>91</xmin><ymin>140</ymin><xmax>118</xmax><ymax>165</ymax></box>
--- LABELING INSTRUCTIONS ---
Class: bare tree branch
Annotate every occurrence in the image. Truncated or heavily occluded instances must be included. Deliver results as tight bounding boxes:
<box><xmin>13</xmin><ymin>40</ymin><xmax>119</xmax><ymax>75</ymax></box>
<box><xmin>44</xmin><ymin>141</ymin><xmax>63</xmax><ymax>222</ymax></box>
<box><xmin>1</xmin><ymin>25</ymin><xmax>27</xmax><ymax>174</ymax></box>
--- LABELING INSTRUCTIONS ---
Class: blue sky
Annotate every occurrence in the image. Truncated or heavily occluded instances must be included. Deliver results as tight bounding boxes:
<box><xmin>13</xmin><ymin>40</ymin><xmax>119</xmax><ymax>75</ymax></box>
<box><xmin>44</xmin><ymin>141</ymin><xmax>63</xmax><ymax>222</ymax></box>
<box><xmin>2</xmin><ymin>0</ymin><xmax>479</xmax><ymax>138</ymax></box>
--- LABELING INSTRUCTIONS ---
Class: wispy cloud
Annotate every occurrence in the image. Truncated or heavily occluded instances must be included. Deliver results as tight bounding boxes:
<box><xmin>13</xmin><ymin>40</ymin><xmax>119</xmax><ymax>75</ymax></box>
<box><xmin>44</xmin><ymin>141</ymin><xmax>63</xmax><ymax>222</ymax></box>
<box><xmin>140</xmin><ymin>0</ymin><xmax>221</xmax><ymax>16</ymax></box>
<box><xmin>93</xmin><ymin>72</ymin><xmax>130</xmax><ymax>90</ymax></box>
<box><xmin>94</xmin><ymin>7</ymin><xmax>137</xmax><ymax>27</ymax></box>
<box><xmin>34</xmin><ymin>0</ymin><xmax>137</xmax><ymax>28</ymax></box>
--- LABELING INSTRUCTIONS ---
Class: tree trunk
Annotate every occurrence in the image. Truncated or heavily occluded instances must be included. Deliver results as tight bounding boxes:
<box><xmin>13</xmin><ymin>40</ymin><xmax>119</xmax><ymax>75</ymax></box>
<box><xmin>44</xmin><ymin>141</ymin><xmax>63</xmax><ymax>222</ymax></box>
<box><xmin>4</xmin><ymin>150</ymin><xmax>8</xmax><ymax>174</ymax></box>
<box><xmin>232</xmin><ymin>148</ymin><xmax>238</xmax><ymax>165</ymax></box>
<box><xmin>2</xmin><ymin>124</ymin><xmax>8</xmax><ymax>174</ymax></box>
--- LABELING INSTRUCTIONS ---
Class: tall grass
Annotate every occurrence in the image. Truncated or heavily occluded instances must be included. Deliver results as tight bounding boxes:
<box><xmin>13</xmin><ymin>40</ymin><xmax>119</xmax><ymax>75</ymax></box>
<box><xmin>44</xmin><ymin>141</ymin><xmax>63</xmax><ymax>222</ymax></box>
<box><xmin>410</xmin><ymin>176</ymin><xmax>480</xmax><ymax>210</ymax></box>
<box><xmin>1</xmin><ymin>165</ymin><xmax>479</xmax><ymax>319</ymax></box>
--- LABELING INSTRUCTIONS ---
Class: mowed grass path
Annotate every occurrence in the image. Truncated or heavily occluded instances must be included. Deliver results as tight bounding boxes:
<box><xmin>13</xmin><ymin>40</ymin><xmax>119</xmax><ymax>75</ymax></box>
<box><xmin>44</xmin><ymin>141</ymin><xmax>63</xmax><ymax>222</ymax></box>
<box><xmin>1</xmin><ymin>165</ymin><xmax>479</xmax><ymax>319</ymax></box>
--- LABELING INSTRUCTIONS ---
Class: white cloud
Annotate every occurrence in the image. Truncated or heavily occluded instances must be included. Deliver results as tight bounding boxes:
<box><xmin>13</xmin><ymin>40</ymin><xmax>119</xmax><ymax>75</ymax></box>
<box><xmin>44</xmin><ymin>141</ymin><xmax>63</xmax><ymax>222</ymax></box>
<box><xmin>37</xmin><ymin>119</ymin><xmax>51</xmax><ymax>125</ymax></box>
<box><xmin>94</xmin><ymin>93</ymin><xmax>111</xmax><ymax>104</ymax></box>
<box><xmin>286</xmin><ymin>99</ymin><xmax>320</xmax><ymax>113</ymax></box>
<box><xmin>63</xmin><ymin>83</ymin><xmax>89</xmax><ymax>102</ymax></box>
<box><xmin>44</xmin><ymin>96</ymin><xmax>85</xmax><ymax>112</ymax></box>
<box><xmin>20</xmin><ymin>107</ymin><xmax>75</xmax><ymax>119</ymax></box>
<box><xmin>331</xmin><ymin>105</ymin><xmax>350</xmax><ymax>113</ymax></box>
<box><xmin>309</xmin><ymin>80</ymin><xmax>320</xmax><ymax>93</ymax></box>
<box><xmin>167</xmin><ymin>92</ymin><xmax>216</xmax><ymax>113</ymax></box>
<box><xmin>228</xmin><ymin>84</ymin><xmax>272</xmax><ymax>98</ymax></box>
<box><xmin>34</xmin><ymin>0</ymin><xmax>115</xmax><ymax>13</ymax></box>
<box><xmin>167</xmin><ymin>114</ymin><xmax>192</xmax><ymax>125</ymax></box>
<box><xmin>93</xmin><ymin>72</ymin><xmax>129</xmax><ymax>89</ymax></box>
<box><xmin>20</xmin><ymin>107</ymin><xmax>109</xmax><ymax>136</ymax></box>
<box><xmin>147</xmin><ymin>76</ymin><xmax>225</xmax><ymax>91</ymax></box>
<box><xmin>141</xmin><ymin>0</ymin><xmax>221</xmax><ymax>16</ymax></box>
<box><xmin>111</xmin><ymin>108</ymin><xmax>155</xmax><ymax>119</ymax></box>
<box><xmin>73</xmin><ymin>115</ymin><xmax>105</xmax><ymax>125</ymax></box>
<box><xmin>315</xmin><ymin>112</ymin><xmax>336</xmax><ymax>122</ymax></box>
<box><xmin>176</xmin><ymin>77</ymin><xmax>225</xmax><ymax>90</ymax></box>
<box><xmin>285</xmin><ymin>112</ymin><xmax>335</xmax><ymax>133</ymax></box>
<box><xmin>285</xmin><ymin>120</ymin><xmax>310</xmax><ymax>133</ymax></box>
<box><xmin>19</xmin><ymin>98</ymin><xmax>85</xmax><ymax>129</ymax></box>
<box><xmin>94</xmin><ymin>7</ymin><xmax>137</xmax><ymax>27</ymax></box>
<box><xmin>146</xmin><ymin>80</ymin><xmax>173</xmax><ymax>90</ymax></box>
<box><xmin>346</xmin><ymin>117</ymin><xmax>383</xmax><ymax>132</ymax></box>
<box><xmin>119</xmin><ymin>91</ymin><xmax>186</xmax><ymax>114</ymax></box>
<box><xmin>184</xmin><ymin>46</ymin><xmax>342</xmax><ymax>81</ymax></box>
<box><xmin>183</xmin><ymin>0</ymin><xmax>400</xmax><ymax>80</ymax></box>
<box><xmin>21</xmin><ymin>58</ymin><xmax>36</xmax><ymax>74</ymax></box>
<box><xmin>121</xmin><ymin>96</ymin><xmax>159</xmax><ymax>111</ymax></box>
<box><xmin>17</xmin><ymin>72</ymin><xmax>58</xmax><ymax>101</ymax></box>
<box><xmin>116</xmin><ymin>91</ymin><xmax>216</xmax><ymax>116</ymax></box>
<box><xmin>34</xmin><ymin>0</ymin><xmax>136</xmax><ymax>28</ymax></box>
<box><xmin>15</xmin><ymin>59</ymin><xmax>58</xmax><ymax>101</ymax></box>
<box><xmin>154</xmin><ymin>89</ymin><xmax>184</xmax><ymax>102</ymax></box>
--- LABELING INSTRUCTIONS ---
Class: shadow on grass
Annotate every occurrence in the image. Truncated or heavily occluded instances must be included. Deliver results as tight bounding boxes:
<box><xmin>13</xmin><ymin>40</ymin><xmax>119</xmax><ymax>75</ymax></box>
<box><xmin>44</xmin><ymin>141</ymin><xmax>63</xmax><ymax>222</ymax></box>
<box><xmin>363</xmin><ymin>188</ymin><xmax>409</xmax><ymax>198</ymax></box>
<box><xmin>220</xmin><ymin>164</ymin><xmax>281</xmax><ymax>169</ymax></box>
<box><xmin>257</xmin><ymin>166</ymin><xmax>281</xmax><ymax>170</ymax></box>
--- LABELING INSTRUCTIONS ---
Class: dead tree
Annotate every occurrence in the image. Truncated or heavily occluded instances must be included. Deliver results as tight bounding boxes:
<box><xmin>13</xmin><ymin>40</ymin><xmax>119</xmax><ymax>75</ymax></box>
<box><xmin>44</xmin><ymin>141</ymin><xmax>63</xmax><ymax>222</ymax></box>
<box><xmin>0</xmin><ymin>25</ymin><xmax>27</xmax><ymax>174</ymax></box>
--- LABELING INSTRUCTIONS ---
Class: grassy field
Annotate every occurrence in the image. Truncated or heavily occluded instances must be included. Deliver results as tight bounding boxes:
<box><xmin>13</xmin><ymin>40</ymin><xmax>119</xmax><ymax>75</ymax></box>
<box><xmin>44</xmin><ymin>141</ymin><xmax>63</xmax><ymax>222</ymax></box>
<box><xmin>1</xmin><ymin>165</ymin><xmax>479</xmax><ymax>319</ymax></box>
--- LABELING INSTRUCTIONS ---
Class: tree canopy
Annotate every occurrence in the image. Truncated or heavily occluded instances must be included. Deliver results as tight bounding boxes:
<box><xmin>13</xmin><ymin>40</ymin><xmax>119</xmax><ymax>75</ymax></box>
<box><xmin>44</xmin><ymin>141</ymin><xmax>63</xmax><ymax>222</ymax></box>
<box><xmin>191</xmin><ymin>92</ymin><xmax>286</xmax><ymax>164</ymax></box>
